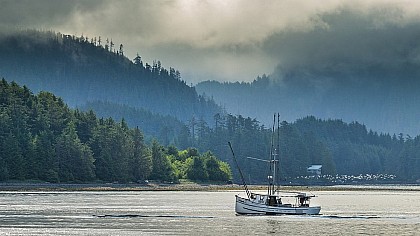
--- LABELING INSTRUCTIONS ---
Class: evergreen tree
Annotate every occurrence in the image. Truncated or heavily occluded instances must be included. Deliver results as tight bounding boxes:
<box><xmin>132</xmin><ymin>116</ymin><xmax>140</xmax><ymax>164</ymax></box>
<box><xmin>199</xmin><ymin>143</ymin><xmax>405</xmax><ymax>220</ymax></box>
<box><xmin>32</xmin><ymin>130</ymin><xmax>58</xmax><ymax>182</ymax></box>
<box><xmin>150</xmin><ymin>140</ymin><xmax>175</xmax><ymax>182</ymax></box>
<box><xmin>89</xmin><ymin>118</ymin><xmax>130</xmax><ymax>182</ymax></box>
<box><xmin>130</xmin><ymin>127</ymin><xmax>152</xmax><ymax>180</ymax></box>
<box><xmin>3</xmin><ymin>133</ymin><xmax>24</xmax><ymax>180</ymax></box>
<box><xmin>133</xmin><ymin>53</ymin><xmax>142</xmax><ymax>66</ymax></box>
<box><xmin>55</xmin><ymin>122</ymin><xmax>95</xmax><ymax>182</ymax></box>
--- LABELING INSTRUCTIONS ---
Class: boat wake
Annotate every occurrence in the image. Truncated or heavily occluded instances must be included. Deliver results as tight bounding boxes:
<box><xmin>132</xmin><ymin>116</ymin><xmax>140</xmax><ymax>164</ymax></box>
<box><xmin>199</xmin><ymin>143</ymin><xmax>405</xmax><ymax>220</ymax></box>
<box><xmin>238</xmin><ymin>214</ymin><xmax>383</xmax><ymax>219</ymax></box>
<box><xmin>320</xmin><ymin>215</ymin><xmax>381</xmax><ymax>219</ymax></box>
<box><xmin>93</xmin><ymin>214</ymin><xmax>214</xmax><ymax>219</ymax></box>
<box><xmin>316</xmin><ymin>215</ymin><xmax>408</xmax><ymax>220</ymax></box>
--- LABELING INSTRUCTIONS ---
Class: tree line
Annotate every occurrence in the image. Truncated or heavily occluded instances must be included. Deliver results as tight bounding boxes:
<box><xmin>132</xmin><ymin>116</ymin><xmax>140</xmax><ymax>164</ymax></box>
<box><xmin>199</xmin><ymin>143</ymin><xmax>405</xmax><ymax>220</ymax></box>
<box><xmin>77</xmin><ymin>94</ymin><xmax>420</xmax><ymax>183</ymax></box>
<box><xmin>0</xmin><ymin>79</ymin><xmax>231</xmax><ymax>183</ymax></box>
<box><xmin>170</xmin><ymin>113</ymin><xmax>420</xmax><ymax>183</ymax></box>
<box><xmin>174</xmin><ymin>113</ymin><xmax>336</xmax><ymax>183</ymax></box>
<box><xmin>3</xmin><ymin>77</ymin><xmax>420</xmax><ymax>184</ymax></box>
<box><xmin>196</xmin><ymin>73</ymin><xmax>420</xmax><ymax>137</ymax></box>
<box><xmin>83</xmin><ymin>97</ymin><xmax>420</xmax><ymax>183</ymax></box>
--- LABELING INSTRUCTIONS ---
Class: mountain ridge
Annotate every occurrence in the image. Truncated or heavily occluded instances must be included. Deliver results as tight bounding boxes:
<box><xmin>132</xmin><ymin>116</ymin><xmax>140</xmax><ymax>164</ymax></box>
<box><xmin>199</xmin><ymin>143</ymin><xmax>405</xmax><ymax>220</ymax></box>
<box><xmin>196</xmin><ymin>73</ymin><xmax>420</xmax><ymax>136</ymax></box>
<box><xmin>0</xmin><ymin>30</ymin><xmax>222</xmax><ymax>124</ymax></box>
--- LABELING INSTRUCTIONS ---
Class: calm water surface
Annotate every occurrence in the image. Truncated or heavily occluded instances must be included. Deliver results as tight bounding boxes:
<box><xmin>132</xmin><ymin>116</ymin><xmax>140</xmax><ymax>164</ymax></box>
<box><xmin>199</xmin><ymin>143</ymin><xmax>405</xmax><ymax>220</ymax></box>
<box><xmin>1</xmin><ymin>187</ymin><xmax>420</xmax><ymax>235</ymax></box>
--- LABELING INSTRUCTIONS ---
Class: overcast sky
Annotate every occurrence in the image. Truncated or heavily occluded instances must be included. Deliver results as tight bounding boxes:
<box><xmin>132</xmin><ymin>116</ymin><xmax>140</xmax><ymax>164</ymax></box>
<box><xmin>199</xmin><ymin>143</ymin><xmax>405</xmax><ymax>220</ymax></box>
<box><xmin>2</xmin><ymin>0</ymin><xmax>420</xmax><ymax>84</ymax></box>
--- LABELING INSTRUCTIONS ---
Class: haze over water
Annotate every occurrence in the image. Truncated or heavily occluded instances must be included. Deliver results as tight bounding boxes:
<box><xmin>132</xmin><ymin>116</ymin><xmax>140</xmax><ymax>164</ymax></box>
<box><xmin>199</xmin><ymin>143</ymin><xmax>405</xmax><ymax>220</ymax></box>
<box><xmin>1</xmin><ymin>187</ymin><xmax>419</xmax><ymax>235</ymax></box>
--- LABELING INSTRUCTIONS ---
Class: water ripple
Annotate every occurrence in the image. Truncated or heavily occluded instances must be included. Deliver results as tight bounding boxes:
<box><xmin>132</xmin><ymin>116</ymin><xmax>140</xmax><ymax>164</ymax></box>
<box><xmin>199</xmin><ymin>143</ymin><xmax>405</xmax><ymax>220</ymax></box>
<box><xmin>93</xmin><ymin>214</ymin><xmax>215</xmax><ymax>219</ymax></box>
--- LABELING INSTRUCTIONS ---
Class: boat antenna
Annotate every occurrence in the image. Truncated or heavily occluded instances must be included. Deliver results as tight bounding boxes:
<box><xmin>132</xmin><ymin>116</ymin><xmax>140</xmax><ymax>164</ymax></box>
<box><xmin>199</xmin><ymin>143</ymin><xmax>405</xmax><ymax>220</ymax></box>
<box><xmin>228</xmin><ymin>141</ymin><xmax>251</xmax><ymax>199</ymax></box>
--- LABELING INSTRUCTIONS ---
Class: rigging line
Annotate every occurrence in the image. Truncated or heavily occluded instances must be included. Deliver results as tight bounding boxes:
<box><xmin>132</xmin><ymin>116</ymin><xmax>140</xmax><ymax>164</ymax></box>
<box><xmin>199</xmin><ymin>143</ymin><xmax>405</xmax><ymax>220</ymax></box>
<box><xmin>228</xmin><ymin>141</ymin><xmax>251</xmax><ymax>199</ymax></box>
<box><xmin>245</xmin><ymin>156</ymin><xmax>271</xmax><ymax>163</ymax></box>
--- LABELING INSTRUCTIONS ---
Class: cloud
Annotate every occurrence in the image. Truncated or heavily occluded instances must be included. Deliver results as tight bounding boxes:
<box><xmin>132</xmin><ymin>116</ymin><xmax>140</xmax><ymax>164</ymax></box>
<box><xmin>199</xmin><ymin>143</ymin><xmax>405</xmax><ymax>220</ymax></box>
<box><xmin>2</xmin><ymin>0</ymin><xmax>420</xmax><ymax>83</ymax></box>
<box><xmin>0</xmin><ymin>0</ymin><xmax>96</xmax><ymax>31</ymax></box>
<box><xmin>264</xmin><ymin>2</ymin><xmax>420</xmax><ymax>86</ymax></box>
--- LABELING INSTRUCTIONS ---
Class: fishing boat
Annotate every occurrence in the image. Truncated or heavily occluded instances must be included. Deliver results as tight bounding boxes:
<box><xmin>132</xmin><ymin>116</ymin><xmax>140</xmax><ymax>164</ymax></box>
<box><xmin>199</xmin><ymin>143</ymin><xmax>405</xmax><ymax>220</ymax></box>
<box><xmin>228</xmin><ymin>114</ymin><xmax>321</xmax><ymax>215</ymax></box>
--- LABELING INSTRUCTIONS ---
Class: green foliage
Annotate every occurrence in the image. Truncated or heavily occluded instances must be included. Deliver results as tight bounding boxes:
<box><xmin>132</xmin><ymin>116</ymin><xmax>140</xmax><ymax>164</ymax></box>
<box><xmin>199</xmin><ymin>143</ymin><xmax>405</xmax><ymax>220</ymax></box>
<box><xmin>181</xmin><ymin>113</ymin><xmax>420</xmax><ymax>183</ymax></box>
<box><xmin>166</xmin><ymin>147</ymin><xmax>232</xmax><ymax>182</ymax></box>
<box><xmin>55</xmin><ymin>123</ymin><xmax>95</xmax><ymax>182</ymax></box>
<box><xmin>2</xmin><ymin>79</ymin><xmax>211</xmax><ymax>183</ymax></box>
<box><xmin>204</xmin><ymin>152</ymin><xmax>232</xmax><ymax>181</ymax></box>
<box><xmin>397</xmin><ymin>136</ymin><xmax>420</xmax><ymax>180</ymax></box>
<box><xmin>33</xmin><ymin>130</ymin><xmax>57</xmax><ymax>182</ymax></box>
<box><xmin>3</xmin><ymin>133</ymin><xmax>25</xmax><ymax>180</ymax></box>
<box><xmin>130</xmin><ymin>127</ymin><xmax>152</xmax><ymax>181</ymax></box>
<box><xmin>278</xmin><ymin>121</ymin><xmax>310</xmax><ymax>178</ymax></box>
<box><xmin>150</xmin><ymin>140</ymin><xmax>176</xmax><ymax>182</ymax></box>
<box><xmin>0</xmin><ymin>77</ymin><xmax>231</xmax><ymax>184</ymax></box>
<box><xmin>186</xmin><ymin>156</ymin><xmax>208</xmax><ymax>181</ymax></box>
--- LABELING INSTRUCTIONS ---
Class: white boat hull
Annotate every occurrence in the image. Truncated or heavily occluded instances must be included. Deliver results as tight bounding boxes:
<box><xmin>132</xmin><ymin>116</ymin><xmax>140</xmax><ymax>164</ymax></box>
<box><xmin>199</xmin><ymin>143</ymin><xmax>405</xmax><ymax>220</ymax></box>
<box><xmin>235</xmin><ymin>195</ymin><xmax>321</xmax><ymax>215</ymax></box>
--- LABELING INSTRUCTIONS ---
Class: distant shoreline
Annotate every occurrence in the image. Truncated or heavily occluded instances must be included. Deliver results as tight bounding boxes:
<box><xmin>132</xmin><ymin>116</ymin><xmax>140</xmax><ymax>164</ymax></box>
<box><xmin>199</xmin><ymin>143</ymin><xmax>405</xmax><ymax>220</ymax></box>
<box><xmin>1</xmin><ymin>182</ymin><xmax>420</xmax><ymax>192</ymax></box>
<box><xmin>0</xmin><ymin>182</ymin><xmax>240</xmax><ymax>192</ymax></box>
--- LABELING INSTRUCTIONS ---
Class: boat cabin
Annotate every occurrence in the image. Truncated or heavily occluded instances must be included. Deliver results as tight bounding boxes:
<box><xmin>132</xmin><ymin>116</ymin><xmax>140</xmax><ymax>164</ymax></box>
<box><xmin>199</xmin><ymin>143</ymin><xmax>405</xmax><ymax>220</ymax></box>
<box><xmin>298</xmin><ymin>194</ymin><xmax>311</xmax><ymax>207</ymax></box>
<box><xmin>250</xmin><ymin>193</ymin><xmax>282</xmax><ymax>206</ymax></box>
<box><xmin>250</xmin><ymin>192</ymin><xmax>312</xmax><ymax>208</ymax></box>
<box><xmin>268</xmin><ymin>195</ymin><xmax>282</xmax><ymax>206</ymax></box>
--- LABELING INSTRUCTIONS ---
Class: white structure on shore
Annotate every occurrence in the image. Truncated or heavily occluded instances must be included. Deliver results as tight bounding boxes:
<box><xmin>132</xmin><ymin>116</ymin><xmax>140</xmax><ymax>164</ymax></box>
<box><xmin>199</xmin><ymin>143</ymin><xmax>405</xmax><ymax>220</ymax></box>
<box><xmin>307</xmin><ymin>165</ymin><xmax>322</xmax><ymax>176</ymax></box>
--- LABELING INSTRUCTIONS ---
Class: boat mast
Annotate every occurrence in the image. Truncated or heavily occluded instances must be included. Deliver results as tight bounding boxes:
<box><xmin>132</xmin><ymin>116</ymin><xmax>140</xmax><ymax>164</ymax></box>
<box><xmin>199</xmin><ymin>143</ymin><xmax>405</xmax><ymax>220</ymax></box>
<box><xmin>268</xmin><ymin>113</ymin><xmax>281</xmax><ymax>196</ymax></box>
<box><xmin>228</xmin><ymin>141</ymin><xmax>251</xmax><ymax>199</ymax></box>
<box><xmin>268</xmin><ymin>114</ymin><xmax>276</xmax><ymax>196</ymax></box>
<box><xmin>276</xmin><ymin>113</ymin><xmax>280</xmax><ymax>193</ymax></box>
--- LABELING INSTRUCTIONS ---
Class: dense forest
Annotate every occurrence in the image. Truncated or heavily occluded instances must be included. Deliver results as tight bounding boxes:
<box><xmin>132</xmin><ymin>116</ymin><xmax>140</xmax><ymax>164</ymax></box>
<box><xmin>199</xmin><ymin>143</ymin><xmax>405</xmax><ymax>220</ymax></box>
<box><xmin>71</xmin><ymin>90</ymin><xmax>420</xmax><ymax>183</ymax></box>
<box><xmin>2</xmin><ymin>78</ymin><xmax>420</xmax><ymax>184</ymax></box>
<box><xmin>167</xmin><ymin>113</ymin><xmax>420</xmax><ymax>183</ymax></box>
<box><xmin>196</xmin><ymin>72</ymin><xmax>420</xmax><ymax>136</ymax></box>
<box><xmin>2</xmin><ymin>30</ymin><xmax>420</xmax><ymax>184</ymax></box>
<box><xmin>79</xmin><ymin>100</ymin><xmax>187</xmax><ymax>146</ymax></box>
<box><xmin>0</xmin><ymin>30</ymin><xmax>221</xmax><ymax>124</ymax></box>
<box><xmin>0</xmin><ymin>79</ymin><xmax>231</xmax><ymax>183</ymax></box>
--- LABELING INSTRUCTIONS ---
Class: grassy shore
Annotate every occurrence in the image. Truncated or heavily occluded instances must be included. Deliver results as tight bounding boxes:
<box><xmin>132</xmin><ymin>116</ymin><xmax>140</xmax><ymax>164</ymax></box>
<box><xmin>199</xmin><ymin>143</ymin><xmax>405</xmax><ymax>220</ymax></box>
<box><xmin>1</xmin><ymin>182</ymin><xmax>420</xmax><ymax>192</ymax></box>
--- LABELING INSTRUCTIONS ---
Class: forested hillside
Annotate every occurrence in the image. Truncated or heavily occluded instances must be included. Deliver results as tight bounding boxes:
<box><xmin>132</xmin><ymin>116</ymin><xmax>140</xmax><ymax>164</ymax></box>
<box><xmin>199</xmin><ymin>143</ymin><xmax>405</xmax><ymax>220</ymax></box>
<box><xmin>79</xmin><ymin>101</ymin><xmax>187</xmax><ymax>146</ymax></box>
<box><xmin>0</xmin><ymin>30</ymin><xmax>221</xmax><ymax>124</ymax></box>
<box><xmin>2</xmin><ymin>30</ymin><xmax>420</xmax><ymax>184</ymax></box>
<box><xmin>196</xmin><ymin>73</ymin><xmax>420</xmax><ymax>135</ymax></box>
<box><xmin>183</xmin><ymin>113</ymin><xmax>420</xmax><ymax>183</ymax></box>
<box><xmin>0</xmin><ymin>79</ymin><xmax>231</xmax><ymax>183</ymax></box>
<box><xmin>2</xmin><ymin>78</ymin><xmax>420</xmax><ymax>183</ymax></box>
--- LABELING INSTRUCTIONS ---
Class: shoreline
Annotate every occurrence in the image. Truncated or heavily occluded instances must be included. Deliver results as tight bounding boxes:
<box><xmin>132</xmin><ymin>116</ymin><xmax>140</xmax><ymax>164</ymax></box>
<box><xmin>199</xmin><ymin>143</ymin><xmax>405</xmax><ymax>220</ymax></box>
<box><xmin>1</xmin><ymin>182</ymin><xmax>420</xmax><ymax>192</ymax></box>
